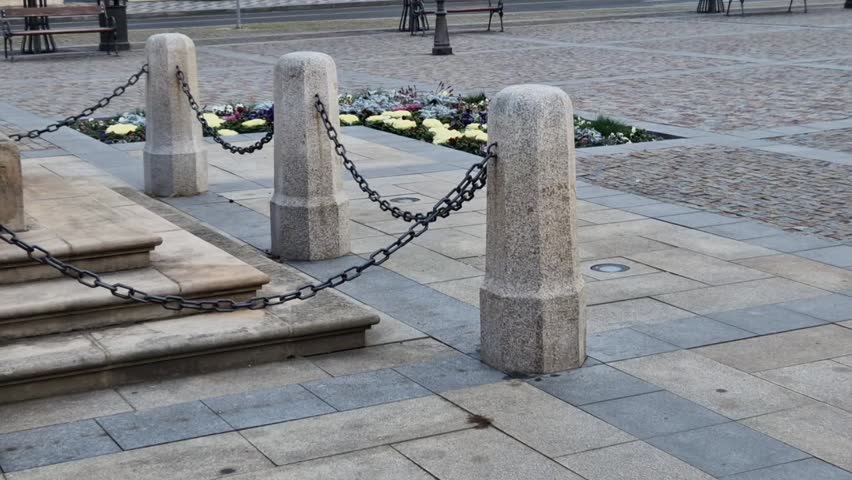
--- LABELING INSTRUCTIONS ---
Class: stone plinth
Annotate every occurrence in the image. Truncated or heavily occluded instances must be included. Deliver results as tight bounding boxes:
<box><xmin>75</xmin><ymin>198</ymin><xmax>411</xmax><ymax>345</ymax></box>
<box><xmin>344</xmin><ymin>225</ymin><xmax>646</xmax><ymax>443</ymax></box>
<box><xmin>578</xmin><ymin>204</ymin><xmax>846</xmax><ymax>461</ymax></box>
<box><xmin>270</xmin><ymin>52</ymin><xmax>350</xmax><ymax>260</ymax></box>
<box><xmin>143</xmin><ymin>33</ymin><xmax>208</xmax><ymax>197</ymax></box>
<box><xmin>0</xmin><ymin>133</ymin><xmax>25</xmax><ymax>232</ymax></box>
<box><xmin>480</xmin><ymin>84</ymin><xmax>586</xmax><ymax>374</ymax></box>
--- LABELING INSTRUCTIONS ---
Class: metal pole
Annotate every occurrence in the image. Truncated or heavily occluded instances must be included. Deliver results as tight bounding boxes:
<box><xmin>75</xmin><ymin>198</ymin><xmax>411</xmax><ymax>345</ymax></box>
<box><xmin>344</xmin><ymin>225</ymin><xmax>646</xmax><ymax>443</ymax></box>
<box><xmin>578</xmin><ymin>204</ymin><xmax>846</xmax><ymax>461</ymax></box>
<box><xmin>432</xmin><ymin>0</ymin><xmax>452</xmax><ymax>55</ymax></box>
<box><xmin>846</xmin><ymin>0</ymin><xmax>851</xmax><ymax>9</ymax></box>
<box><xmin>235</xmin><ymin>0</ymin><xmax>243</xmax><ymax>29</ymax></box>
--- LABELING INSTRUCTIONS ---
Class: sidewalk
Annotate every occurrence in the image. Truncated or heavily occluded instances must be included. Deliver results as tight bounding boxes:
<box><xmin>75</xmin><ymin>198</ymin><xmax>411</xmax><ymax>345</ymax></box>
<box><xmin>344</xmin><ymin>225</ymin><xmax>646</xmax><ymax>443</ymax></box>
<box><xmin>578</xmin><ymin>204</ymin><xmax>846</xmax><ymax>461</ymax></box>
<box><xmin>124</xmin><ymin>0</ymin><xmax>395</xmax><ymax>16</ymax></box>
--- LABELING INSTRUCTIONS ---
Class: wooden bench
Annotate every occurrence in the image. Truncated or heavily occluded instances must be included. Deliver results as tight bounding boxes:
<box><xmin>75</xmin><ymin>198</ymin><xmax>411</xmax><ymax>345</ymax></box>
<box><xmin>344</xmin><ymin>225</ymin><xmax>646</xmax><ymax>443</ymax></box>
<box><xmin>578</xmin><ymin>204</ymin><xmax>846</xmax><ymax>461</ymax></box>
<box><xmin>409</xmin><ymin>0</ymin><xmax>504</xmax><ymax>34</ymax></box>
<box><xmin>1</xmin><ymin>5</ymin><xmax>116</xmax><ymax>61</ymax></box>
<box><xmin>726</xmin><ymin>0</ymin><xmax>806</xmax><ymax>15</ymax></box>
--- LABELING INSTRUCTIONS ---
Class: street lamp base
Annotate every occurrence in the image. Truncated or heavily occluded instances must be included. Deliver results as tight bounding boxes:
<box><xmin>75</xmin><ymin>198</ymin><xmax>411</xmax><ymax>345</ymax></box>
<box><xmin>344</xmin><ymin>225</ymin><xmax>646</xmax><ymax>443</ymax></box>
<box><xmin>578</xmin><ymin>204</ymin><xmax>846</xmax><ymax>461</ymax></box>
<box><xmin>432</xmin><ymin>46</ymin><xmax>453</xmax><ymax>55</ymax></box>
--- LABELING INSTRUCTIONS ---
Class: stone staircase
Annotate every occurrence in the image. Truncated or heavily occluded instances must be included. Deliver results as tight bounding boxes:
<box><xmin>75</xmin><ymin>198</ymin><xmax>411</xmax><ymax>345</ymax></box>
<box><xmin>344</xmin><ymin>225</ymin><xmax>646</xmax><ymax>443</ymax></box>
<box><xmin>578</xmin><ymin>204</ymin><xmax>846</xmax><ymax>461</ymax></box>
<box><xmin>0</xmin><ymin>172</ymin><xmax>379</xmax><ymax>404</ymax></box>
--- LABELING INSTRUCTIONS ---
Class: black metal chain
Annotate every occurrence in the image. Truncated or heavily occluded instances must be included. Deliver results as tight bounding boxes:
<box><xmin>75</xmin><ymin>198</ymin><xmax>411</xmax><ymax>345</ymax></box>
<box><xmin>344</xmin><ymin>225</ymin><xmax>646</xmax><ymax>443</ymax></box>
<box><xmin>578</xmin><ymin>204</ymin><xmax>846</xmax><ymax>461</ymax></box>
<box><xmin>0</xmin><ymin>145</ymin><xmax>492</xmax><ymax>312</ymax></box>
<box><xmin>315</xmin><ymin>96</ymin><xmax>433</xmax><ymax>223</ymax></box>
<box><xmin>175</xmin><ymin>66</ymin><xmax>274</xmax><ymax>155</ymax></box>
<box><xmin>9</xmin><ymin>64</ymin><xmax>149</xmax><ymax>142</ymax></box>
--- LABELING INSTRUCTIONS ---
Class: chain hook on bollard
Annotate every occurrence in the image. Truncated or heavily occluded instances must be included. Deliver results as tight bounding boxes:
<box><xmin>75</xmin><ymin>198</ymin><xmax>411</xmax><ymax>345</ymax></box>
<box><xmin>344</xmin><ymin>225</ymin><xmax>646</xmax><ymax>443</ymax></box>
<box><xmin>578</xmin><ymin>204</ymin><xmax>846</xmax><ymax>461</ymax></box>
<box><xmin>175</xmin><ymin>66</ymin><xmax>274</xmax><ymax>155</ymax></box>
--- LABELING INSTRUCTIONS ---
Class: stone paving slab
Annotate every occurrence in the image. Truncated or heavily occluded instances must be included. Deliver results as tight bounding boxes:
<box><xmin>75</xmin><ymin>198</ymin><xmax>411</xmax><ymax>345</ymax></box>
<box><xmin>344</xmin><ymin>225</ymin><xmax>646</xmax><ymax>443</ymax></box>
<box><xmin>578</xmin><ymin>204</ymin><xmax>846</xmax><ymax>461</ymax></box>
<box><xmin>755</xmin><ymin>360</ymin><xmax>852</xmax><ymax>412</ymax></box>
<box><xmin>0</xmin><ymin>420</ymin><xmax>120</xmax><ymax>473</ymax></box>
<box><xmin>557</xmin><ymin>441</ymin><xmax>715</xmax><ymax>480</ymax></box>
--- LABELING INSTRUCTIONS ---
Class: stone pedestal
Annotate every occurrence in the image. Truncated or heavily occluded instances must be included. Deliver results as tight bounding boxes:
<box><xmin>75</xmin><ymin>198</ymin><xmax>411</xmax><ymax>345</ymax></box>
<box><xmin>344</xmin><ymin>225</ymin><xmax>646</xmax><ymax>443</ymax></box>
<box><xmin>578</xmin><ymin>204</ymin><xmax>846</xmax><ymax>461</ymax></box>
<box><xmin>270</xmin><ymin>52</ymin><xmax>350</xmax><ymax>261</ymax></box>
<box><xmin>0</xmin><ymin>134</ymin><xmax>25</xmax><ymax>232</ymax></box>
<box><xmin>143</xmin><ymin>33</ymin><xmax>208</xmax><ymax>197</ymax></box>
<box><xmin>480</xmin><ymin>85</ymin><xmax>586</xmax><ymax>374</ymax></box>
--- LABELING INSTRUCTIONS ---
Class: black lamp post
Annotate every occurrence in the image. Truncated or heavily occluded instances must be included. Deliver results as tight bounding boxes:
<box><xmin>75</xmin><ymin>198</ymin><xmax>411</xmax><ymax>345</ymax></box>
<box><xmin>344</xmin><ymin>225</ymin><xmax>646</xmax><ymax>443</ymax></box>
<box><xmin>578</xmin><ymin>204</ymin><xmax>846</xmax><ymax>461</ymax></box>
<box><xmin>432</xmin><ymin>0</ymin><xmax>452</xmax><ymax>55</ymax></box>
<box><xmin>846</xmin><ymin>0</ymin><xmax>851</xmax><ymax>9</ymax></box>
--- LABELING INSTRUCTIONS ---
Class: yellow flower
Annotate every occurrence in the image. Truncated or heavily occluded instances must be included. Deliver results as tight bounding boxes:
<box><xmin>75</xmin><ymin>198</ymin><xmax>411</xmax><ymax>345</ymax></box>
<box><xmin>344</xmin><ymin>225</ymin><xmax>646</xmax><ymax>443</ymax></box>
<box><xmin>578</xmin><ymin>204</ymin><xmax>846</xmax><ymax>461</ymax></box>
<box><xmin>466</xmin><ymin>123</ymin><xmax>480</xmax><ymax>130</ymax></box>
<box><xmin>475</xmin><ymin>131</ymin><xmax>488</xmax><ymax>142</ymax></box>
<box><xmin>202</xmin><ymin>113</ymin><xmax>223</xmax><ymax>128</ymax></box>
<box><xmin>390</xmin><ymin>119</ymin><xmax>417</xmax><ymax>131</ymax></box>
<box><xmin>105</xmin><ymin>124</ymin><xmax>138</xmax><ymax>136</ymax></box>
<box><xmin>422</xmin><ymin>118</ymin><xmax>443</xmax><ymax>128</ymax></box>
<box><xmin>443</xmin><ymin>123</ymin><xmax>450</xmax><ymax>128</ymax></box>
<box><xmin>385</xmin><ymin>110</ymin><xmax>412</xmax><ymax>118</ymax></box>
<box><xmin>217</xmin><ymin>129</ymin><xmax>239</xmax><ymax>136</ymax></box>
<box><xmin>340</xmin><ymin>114</ymin><xmax>360</xmax><ymax>126</ymax></box>
<box><xmin>241</xmin><ymin>119</ymin><xmax>267</xmax><ymax>128</ymax></box>
<box><xmin>463</xmin><ymin>129</ymin><xmax>480</xmax><ymax>139</ymax></box>
<box><xmin>366</xmin><ymin>115</ymin><xmax>385</xmax><ymax>123</ymax></box>
<box><xmin>481</xmin><ymin>124</ymin><xmax>488</xmax><ymax>131</ymax></box>
<box><xmin>432</xmin><ymin>129</ymin><xmax>462</xmax><ymax>145</ymax></box>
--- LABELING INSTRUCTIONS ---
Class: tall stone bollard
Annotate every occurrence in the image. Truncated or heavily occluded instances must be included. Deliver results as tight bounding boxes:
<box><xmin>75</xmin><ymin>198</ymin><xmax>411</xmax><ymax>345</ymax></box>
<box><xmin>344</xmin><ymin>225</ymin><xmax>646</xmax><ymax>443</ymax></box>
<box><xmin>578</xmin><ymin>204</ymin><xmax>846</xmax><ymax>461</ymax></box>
<box><xmin>270</xmin><ymin>52</ymin><xmax>350</xmax><ymax>260</ymax></box>
<box><xmin>0</xmin><ymin>133</ymin><xmax>26</xmax><ymax>232</ymax></box>
<box><xmin>480</xmin><ymin>85</ymin><xmax>586</xmax><ymax>374</ymax></box>
<box><xmin>143</xmin><ymin>33</ymin><xmax>208</xmax><ymax>197</ymax></box>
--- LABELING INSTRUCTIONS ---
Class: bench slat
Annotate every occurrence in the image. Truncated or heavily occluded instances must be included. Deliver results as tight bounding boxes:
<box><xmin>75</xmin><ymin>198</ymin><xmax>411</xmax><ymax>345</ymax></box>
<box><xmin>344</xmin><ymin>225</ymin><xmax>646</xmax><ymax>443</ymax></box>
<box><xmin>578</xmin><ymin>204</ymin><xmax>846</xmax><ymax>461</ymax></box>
<box><xmin>1</xmin><ymin>6</ymin><xmax>104</xmax><ymax>18</ymax></box>
<box><xmin>7</xmin><ymin>27</ymin><xmax>113</xmax><ymax>36</ymax></box>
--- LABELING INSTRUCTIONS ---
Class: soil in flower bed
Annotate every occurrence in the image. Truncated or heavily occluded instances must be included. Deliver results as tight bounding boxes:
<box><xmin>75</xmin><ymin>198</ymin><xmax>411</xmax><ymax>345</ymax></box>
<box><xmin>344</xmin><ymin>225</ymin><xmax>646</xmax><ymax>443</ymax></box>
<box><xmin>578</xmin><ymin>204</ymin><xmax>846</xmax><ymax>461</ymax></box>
<box><xmin>70</xmin><ymin>86</ymin><xmax>660</xmax><ymax>155</ymax></box>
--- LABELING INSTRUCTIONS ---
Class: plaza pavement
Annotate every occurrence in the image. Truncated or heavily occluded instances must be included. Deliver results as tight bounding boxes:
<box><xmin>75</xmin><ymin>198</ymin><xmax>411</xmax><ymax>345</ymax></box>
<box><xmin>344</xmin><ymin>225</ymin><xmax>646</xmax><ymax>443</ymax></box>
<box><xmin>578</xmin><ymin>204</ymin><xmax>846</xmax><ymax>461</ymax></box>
<box><xmin>0</xmin><ymin>6</ymin><xmax>851</xmax><ymax>480</ymax></box>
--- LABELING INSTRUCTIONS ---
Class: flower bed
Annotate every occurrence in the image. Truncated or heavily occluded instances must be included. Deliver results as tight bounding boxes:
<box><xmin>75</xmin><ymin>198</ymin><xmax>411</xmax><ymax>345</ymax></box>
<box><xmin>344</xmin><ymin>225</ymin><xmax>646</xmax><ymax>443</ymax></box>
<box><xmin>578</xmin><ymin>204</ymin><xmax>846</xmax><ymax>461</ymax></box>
<box><xmin>71</xmin><ymin>86</ymin><xmax>657</xmax><ymax>155</ymax></box>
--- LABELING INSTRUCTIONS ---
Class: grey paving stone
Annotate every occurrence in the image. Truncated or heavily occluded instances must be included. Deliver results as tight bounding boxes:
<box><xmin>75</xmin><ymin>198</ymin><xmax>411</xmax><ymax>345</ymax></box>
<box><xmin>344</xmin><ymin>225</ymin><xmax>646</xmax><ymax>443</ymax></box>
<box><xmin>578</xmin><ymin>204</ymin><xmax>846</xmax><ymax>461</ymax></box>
<box><xmin>586</xmin><ymin>298</ymin><xmax>695</xmax><ymax>334</ymax></box>
<box><xmin>722</xmin><ymin>458</ymin><xmax>852</xmax><ymax>480</ymax></box>
<box><xmin>587</xmin><ymin>193</ymin><xmax>659</xmax><ymax>208</ymax></box>
<box><xmin>659</xmin><ymin>212</ymin><xmax>746</xmax><ymax>228</ymax></box>
<box><xmin>444</xmin><ymin>381</ymin><xmax>633</xmax><ymax>457</ymax></box>
<box><xmin>576</xmin><ymin>185</ymin><xmax>623</xmax><ymax>199</ymax></box>
<box><xmin>394</xmin><ymin>427</ymin><xmax>584</xmax><ymax>480</ymax></box>
<box><xmin>581</xmin><ymin>391</ymin><xmax>730</xmax><ymax>439</ymax></box>
<box><xmin>428</xmin><ymin>321</ymin><xmax>481</xmax><ymax>354</ymax></box>
<box><xmin>708</xmin><ymin>304</ymin><xmax>828</xmax><ymax>335</ymax></box>
<box><xmin>796</xmin><ymin>246</ymin><xmax>852</xmax><ymax>268</ymax></box>
<box><xmin>241</xmin><ymin>396</ymin><xmax>469</xmax><ymax>465</ymax></box>
<box><xmin>97</xmin><ymin>401</ymin><xmax>232</xmax><ymax>450</ymax></box>
<box><xmin>2</xmin><ymin>432</ymin><xmax>273</xmax><ymax>480</ymax></box>
<box><xmin>0</xmin><ymin>389</ymin><xmax>132</xmax><ymax>435</ymax></box>
<box><xmin>646</xmin><ymin>422</ymin><xmax>809</xmax><ymax>477</ymax></box>
<box><xmin>310</xmin><ymin>338</ymin><xmax>457</xmax><ymax>377</ymax></box>
<box><xmin>700</xmin><ymin>221</ymin><xmax>784</xmax><ymax>240</ymax></box>
<box><xmin>633</xmin><ymin>316</ymin><xmax>755</xmax><ymax>348</ymax></box>
<box><xmin>558</xmin><ymin>441</ymin><xmax>715</xmax><ymax>480</ymax></box>
<box><xmin>529</xmin><ymin>364</ymin><xmax>660</xmax><ymax>406</ymax></box>
<box><xmin>755</xmin><ymin>360</ymin><xmax>852</xmax><ymax>412</ymax></box>
<box><xmin>230</xmin><ymin>447</ymin><xmax>434</xmax><ymax>480</ymax></box>
<box><xmin>302</xmin><ymin>369</ymin><xmax>431</xmax><ymax>411</ymax></box>
<box><xmin>654</xmin><ymin>277</ymin><xmax>827</xmax><ymax>315</ymax></box>
<box><xmin>202</xmin><ymin>384</ymin><xmax>335</xmax><ymax>430</ymax></box>
<box><xmin>395</xmin><ymin>354</ymin><xmax>506</xmax><ymax>393</ymax></box>
<box><xmin>587</xmin><ymin>328</ymin><xmax>680</xmax><ymax>363</ymax></box>
<box><xmin>0</xmin><ymin>420</ymin><xmax>120</xmax><ymax>472</ymax></box>
<box><xmin>746</xmin><ymin>232</ymin><xmax>836</xmax><ymax>253</ymax></box>
<box><xmin>742</xmin><ymin>403</ymin><xmax>852</xmax><ymax>472</ymax></box>
<box><xmin>622</xmin><ymin>203</ymin><xmax>699</xmax><ymax>217</ymax></box>
<box><xmin>779</xmin><ymin>294</ymin><xmax>852</xmax><ymax>322</ymax></box>
<box><xmin>613</xmin><ymin>350</ymin><xmax>813</xmax><ymax>420</ymax></box>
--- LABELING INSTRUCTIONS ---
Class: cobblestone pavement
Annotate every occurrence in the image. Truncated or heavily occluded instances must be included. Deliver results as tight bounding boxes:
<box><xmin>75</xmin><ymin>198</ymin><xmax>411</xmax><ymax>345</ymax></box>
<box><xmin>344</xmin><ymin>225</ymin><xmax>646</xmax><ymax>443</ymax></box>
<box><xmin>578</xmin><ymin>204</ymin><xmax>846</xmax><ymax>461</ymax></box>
<box><xmin>0</xmin><ymin>7</ymin><xmax>850</xmax><ymax>240</ymax></box>
<box><xmin>125</xmin><ymin>0</ymin><xmax>384</xmax><ymax>15</ymax></box>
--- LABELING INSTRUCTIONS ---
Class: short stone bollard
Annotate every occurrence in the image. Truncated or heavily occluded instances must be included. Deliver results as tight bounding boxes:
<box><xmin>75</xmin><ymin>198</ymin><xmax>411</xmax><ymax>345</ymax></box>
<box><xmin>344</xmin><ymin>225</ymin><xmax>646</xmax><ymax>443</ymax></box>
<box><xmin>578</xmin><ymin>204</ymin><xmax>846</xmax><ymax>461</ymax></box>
<box><xmin>480</xmin><ymin>85</ymin><xmax>586</xmax><ymax>374</ymax></box>
<box><xmin>143</xmin><ymin>33</ymin><xmax>208</xmax><ymax>197</ymax></box>
<box><xmin>270</xmin><ymin>52</ymin><xmax>350</xmax><ymax>261</ymax></box>
<box><xmin>0</xmin><ymin>133</ymin><xmax>26</xmax><ymax>232</ymax></box>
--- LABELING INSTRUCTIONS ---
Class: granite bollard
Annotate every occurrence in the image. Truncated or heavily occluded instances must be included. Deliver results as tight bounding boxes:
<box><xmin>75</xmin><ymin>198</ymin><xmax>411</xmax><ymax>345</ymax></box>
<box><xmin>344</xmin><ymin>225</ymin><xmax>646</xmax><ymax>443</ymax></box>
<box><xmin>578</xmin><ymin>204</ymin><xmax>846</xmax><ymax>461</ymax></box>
<box><xmin>0</xmin><ymin>133</ymin><xmax>25</xmax><ymax>232</ymax></box>
<box><xmin>143</xmin><ymin>33</ymin><xmax>208</xmax><ymax>197</ymax></box>
<box><xmin>480</xmin><ymin>85</ymin><xmax>586</xmax><ymax>374</ymax></box>
<box><xmin>270</xmin><ymin>52</ymin><xmax>350</xmax><ymax>260</ymax></box>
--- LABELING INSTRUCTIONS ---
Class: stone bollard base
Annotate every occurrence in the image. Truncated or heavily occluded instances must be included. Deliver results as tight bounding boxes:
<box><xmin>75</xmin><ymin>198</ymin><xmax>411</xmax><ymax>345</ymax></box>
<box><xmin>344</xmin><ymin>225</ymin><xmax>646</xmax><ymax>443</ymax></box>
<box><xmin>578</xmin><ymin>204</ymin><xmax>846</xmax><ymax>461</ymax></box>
<box><xmin>0</xmin><ymin>134</ymin><xmax>26</xmax><ymax>232</ymax></box>
<box><xmin>271</xmin><ymin>193</ymin><xmax>350</xmax><ymax>261</ymax></box>
<box><xmin>481</xmin><ymin>288</ymin><xmax>586</xmax><ymax>373</ymax></box>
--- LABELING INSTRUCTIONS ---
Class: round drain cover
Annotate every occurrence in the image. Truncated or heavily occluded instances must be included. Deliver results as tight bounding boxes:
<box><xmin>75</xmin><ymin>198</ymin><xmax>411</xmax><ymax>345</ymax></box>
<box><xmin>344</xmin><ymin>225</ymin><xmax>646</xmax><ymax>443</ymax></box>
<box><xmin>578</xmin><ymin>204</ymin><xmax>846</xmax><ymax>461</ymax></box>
<box><xmin>590</xmin><ymin>263</ymin><xmax>630</xmax><ymax>273</ymax></box>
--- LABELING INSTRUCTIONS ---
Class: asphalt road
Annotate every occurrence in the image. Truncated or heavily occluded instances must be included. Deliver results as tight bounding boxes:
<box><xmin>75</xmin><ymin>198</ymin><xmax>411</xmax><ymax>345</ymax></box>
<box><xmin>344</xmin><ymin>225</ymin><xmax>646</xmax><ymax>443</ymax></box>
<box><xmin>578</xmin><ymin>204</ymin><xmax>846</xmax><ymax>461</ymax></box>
<box><xmin>51</xmin><ymin>0</ymin><xmax>695</xmax><ymax>29</ymax></box>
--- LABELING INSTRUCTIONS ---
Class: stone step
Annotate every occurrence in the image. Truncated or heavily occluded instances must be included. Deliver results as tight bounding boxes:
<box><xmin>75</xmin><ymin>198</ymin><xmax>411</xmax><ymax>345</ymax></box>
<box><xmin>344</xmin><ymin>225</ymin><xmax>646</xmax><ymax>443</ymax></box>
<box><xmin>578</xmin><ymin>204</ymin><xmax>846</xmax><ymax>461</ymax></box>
<box><xmin>0</xmin><ymin>292</ymin><xmax>379</xmax><ymax>404</ymax></box>
<box><xmin>0</xmin><ymin>229</ymin><xmax>270</xmax><ymax>340</ymax></box>
<box><xmin>1</xmin><ymin>174</ymin><xmax>165</xmax><ymax>285</ymax></box>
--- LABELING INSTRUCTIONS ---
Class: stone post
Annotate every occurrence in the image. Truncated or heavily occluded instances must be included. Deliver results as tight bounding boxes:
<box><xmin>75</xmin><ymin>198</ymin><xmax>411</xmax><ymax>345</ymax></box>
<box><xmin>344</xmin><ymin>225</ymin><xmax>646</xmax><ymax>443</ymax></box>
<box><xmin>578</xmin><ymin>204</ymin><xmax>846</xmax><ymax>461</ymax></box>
<box><xmin>480</xmin><ymin>85</ymin><xmax>586</xmax><ymax>374</ymax></box>
<box><xmin>0</xmin><ymin>133</ymin><xmax>25</xmax><ymax>232</ymax></box>
<box><xmin>143</xmin><ymin>33</ymin><xmax>208</xmax><ymax>197</ymax></box>
<box><xmin>270</xmin><ymin>52</ymin><xmax>350</xmax><ymax>260</ymax></box>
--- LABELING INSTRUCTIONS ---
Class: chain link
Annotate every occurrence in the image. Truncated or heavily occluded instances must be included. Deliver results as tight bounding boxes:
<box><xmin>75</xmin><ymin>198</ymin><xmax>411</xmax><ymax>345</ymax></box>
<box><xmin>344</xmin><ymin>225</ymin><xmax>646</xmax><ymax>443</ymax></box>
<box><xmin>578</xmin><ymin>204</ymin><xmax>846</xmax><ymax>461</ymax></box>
<box><xmin>316</xmin><ymin>96</ymin><xmax>439</xmax><ymax>223</ymax></box>
<box><xmin>0</xmin><ymin>144</ymin><xmax>492</xmax><ymax>312</ymax></box>
<box><xmin>175</xmin><ymin>66</ymin><xmax>274</xmax><ymax>155</ymax></box>
<box><xmin>9</xmin><ymin>64</ymin><xmax>149</xmax><ymax>142</ymax></box>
